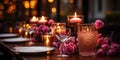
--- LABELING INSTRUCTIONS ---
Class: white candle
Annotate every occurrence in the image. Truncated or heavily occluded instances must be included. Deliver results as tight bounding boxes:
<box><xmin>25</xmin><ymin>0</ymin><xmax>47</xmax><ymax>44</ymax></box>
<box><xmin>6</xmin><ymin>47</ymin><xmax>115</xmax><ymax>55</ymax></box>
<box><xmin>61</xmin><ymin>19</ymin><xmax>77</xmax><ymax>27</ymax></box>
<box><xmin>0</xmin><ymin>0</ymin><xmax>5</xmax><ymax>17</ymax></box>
<box><xmin>30</xmin><ymin>16</ymin><xmax>38</xmax><ymax>23</ymax></box>
<box><xmin>38</xmin><ymin>16</ymin><xmax>47</xmax><ymax>23</ymax></box>
<box><xmin>70</xmin><ymin>13</ymin><xmax>82</xmax><ymax>23</ymax></box>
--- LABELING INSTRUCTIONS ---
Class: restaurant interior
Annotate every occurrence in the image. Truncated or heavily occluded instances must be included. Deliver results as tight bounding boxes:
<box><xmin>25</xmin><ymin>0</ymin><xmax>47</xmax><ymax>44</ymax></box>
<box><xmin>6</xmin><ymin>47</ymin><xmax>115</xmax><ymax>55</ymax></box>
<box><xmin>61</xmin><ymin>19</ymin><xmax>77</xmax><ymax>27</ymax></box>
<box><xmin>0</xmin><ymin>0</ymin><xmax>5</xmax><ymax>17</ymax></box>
<box><xmin>0</xmin><ymin>0</ymin><xmax>120</xmax><ymax>60</ymax></box>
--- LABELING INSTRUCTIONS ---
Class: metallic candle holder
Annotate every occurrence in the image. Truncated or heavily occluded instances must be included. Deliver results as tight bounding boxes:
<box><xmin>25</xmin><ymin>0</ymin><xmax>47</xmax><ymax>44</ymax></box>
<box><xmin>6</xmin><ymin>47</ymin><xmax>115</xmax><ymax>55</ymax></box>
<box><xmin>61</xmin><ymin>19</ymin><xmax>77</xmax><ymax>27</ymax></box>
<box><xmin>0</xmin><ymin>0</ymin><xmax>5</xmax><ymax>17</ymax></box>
<box><xmin>77</xmin><ymin>24</ymin><xmax>98</xmax><ymax>56</ymax></box>
<box><xmin>42</xmin><ymin>34</ymin><xmax>52</xmax><ymax>46</ymax></box>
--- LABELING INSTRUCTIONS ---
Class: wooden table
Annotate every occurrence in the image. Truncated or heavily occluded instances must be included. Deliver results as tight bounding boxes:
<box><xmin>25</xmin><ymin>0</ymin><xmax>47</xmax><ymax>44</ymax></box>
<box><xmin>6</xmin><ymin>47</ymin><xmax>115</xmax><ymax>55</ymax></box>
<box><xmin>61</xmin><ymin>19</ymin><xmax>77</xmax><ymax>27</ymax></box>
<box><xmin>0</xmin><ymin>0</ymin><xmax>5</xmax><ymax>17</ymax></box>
<box><xmin>0</xmin><ymin>41</ymin><xmax>120</xmax><ymax>60</ymax></box>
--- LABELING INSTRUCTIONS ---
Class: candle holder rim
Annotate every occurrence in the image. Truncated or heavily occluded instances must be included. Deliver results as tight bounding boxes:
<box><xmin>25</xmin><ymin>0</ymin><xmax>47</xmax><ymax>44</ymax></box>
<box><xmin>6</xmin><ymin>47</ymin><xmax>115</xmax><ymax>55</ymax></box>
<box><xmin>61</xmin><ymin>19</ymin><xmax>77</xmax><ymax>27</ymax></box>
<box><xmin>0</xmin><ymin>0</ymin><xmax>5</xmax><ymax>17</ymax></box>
<box><xmin>67</xmin><ymin>15</ymin><xmax>84</xmax><ymax>17</ymax></box>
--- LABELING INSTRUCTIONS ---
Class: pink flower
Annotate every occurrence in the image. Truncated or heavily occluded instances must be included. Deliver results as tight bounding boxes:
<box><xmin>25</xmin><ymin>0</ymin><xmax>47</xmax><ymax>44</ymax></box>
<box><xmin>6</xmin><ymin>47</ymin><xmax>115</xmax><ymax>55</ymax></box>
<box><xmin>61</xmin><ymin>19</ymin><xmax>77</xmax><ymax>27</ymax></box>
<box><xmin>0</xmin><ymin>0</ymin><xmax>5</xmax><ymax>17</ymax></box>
<box><xmin>53</xmin><ymin>42</ymin><xmax>60</xmax><ymax>48</ymax></box>
<box><xmin>70</xmin><ymin>37</ymin><xmax>75</xmax><ymax>43</ymax></box>
<box><xmin>103</xmin><ymin>37</ymin><xmax>110</xmax><ymax>44</ymax></box>
<box><xmin>59</xmin><ymin>43</ymin><xmax>65</xmax><ymax>54</ymax></box>
<box><xmin>48</xmin><ymin>19</ymin><xmax>55</xmax><ymax>25</ymax></box>
<box><xmin>97</xmin><ymin>37</ymin><xmax>104</xmax><ymax>45</ymax></box>
<box><xmin>94</xmin><ymin>20</ymin><xmax>104</xmax><ymax>29</ymax></box>
<box><xmin>98</xmin><ymin>33</ymin><xmax>102</xmax><ymax>38</ymax></box>
<box><xmin>63</xmin><ymin>45</ymin><xmax>75</xmax><ymax>54</ymax></box>
<box><xmin>107</xmin><ymin>49</ymin><xmax>116</xmax><ymax>56</ymax></box>
<box><xmin>34</xmin><ymin>31</ymin><xmax>40</xmax><ymax>35</ymax></box>
<box><xmin>96</xmin><ymin>49</ymin><xmax>105</xmax><ymax>56</ymax></box>
<box><xmin>42</xmin><ymin>26</ymin><xmax>50</xmax><ymax>32</ymax></box>
<box><xmin>110</xmin><ymin>43</ymin><xmax>119</xmax><ymax>51</ymax></box>
<box><xmin>101</xmin><ymin>44</ymin><xmax>110</xmax><ymax>52</ymax></box>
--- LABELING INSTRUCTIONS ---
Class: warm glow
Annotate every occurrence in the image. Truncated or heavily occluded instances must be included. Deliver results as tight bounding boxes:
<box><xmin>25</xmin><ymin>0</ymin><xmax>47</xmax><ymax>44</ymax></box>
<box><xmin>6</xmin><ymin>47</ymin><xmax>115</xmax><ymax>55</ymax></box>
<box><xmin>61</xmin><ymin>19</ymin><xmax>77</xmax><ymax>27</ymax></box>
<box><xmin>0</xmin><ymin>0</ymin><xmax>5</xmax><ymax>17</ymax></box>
<box><xmin>19</xmin><ymin>28</ymin><xmax>22</xmax><ymax>34</ymax></box>
<box><xmin>30</xmin><ymin>0</ymin><xmax>37</xmax><ymax>8</ymax></box>
<box><xmin>42</xmin><ymin>35</ymin><xmax>52</xmax><ymax>46</ymax></box>
<box><xmin>23</xmin><ymin>1</ymin><xmax>30</xmax><ymax>9</ymax></box>
<box><xmin>26</xmin><ymin>24</ymin><xmax>30</xmax><ymax>28</ymax></box>
<box><xmin>4</xmin><ymin>0</ymin><xmax>9</xmax><ymax>4</ymax></box>
<box><xmin>25</xmin><ymin>31</ymin><xmax>28</xmax><ymax>36</ymax></box>
<box><xmin>46</xmin><ymin>37</ymin><xmax>50</xmax><ymax>44</ymax></box>
<box><xmin>9</xmin><ymin>27</ymin><xmax>13</xmax><ymax>33</ymax></box>
<box><xmin>31</xmin><ymin>10</ymin><xmax>37</xmax><ymax>16</ymax></box>
<box><xmin>23</xmin><ymin>24</ymin><xmax>26</xmax><ymax>28</ymax></box>
<box><xmin>74</xmin><ymin>12</ymin><xmax>77</xmax><ymax>18</ymax></box>
<box><xmin>39</xmin><ymin>16</ymin><xmax>47</xmax><ymax>23</ymax></box>
<box><xmin>48</xmin><ymin>0</ymin><xmax>54</xmax><ymax>3</ymax></box>
<box><xmin>51</xmin><ymin>7</ymin><xmax>56</xmax><ymax>13</ymax></box>
<box><xmin>41</xmin><ymin>16</ymin><xmax>44</xmax><ymax>20</ymax></box>
<box><xmin>69</xmin><ymin>0</ymin><xmax>74</xmax><ymax>4</ymax></box>
<box><xmin>30</xmin><ymin>16</ymin><xmax>38</xmax><ymax>22</ymax></box>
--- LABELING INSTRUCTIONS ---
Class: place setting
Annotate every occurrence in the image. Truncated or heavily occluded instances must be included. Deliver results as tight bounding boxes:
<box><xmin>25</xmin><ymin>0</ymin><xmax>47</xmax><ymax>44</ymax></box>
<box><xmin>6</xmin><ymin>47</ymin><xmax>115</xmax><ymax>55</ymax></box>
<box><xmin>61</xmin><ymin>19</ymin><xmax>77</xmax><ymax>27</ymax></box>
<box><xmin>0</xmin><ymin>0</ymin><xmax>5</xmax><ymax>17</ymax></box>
<box><xmin>0</xmin><ymin>37</ymin><xmax>30</xmax><ymax>43</ymax></box>
<box><xmin>0</xmin><ymin>33</ymin><xmax>19</xmax><ymax>39</ymax></box>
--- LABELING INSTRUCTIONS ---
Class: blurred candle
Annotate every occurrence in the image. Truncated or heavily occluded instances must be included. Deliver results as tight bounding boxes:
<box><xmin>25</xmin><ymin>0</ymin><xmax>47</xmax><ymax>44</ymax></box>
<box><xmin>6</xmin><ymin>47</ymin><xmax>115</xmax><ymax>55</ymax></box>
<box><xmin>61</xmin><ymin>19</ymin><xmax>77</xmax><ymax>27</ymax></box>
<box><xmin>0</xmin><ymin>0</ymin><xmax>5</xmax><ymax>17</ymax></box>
<box><xmin>51</xmin><ymin>23</ymin><xmax>66</xmax><ymax>36</ymax></box>
<box><xmin>9</xmin><ymin>26</ymin><xmax>13</xmax><ymax>33</ymax></box>
<box><xmin>38</xmin><ymin>16</ymin><xmax>47</xmax><ymax>24</ymax></box>
<box><xmin>69</xmin><ymin>12</ymin><xmax>82</xmax><ymax>23</ymax></box>
<box><xmin>18</xmin><ymin>28</ymin><xmax>22</xmax><ymax>34</ymax></box>
<box><xmin>55</xmin><ymin>27</ymin><xmax>66</xmax><ymax>34</ymax></box>
<box><xmin>30</xmin><ymin>16</ymin><xmax>38</xmax><ymax>23</ymax></box>
<box><xmin>25</xmin><ymin>31</ymin><xmax>28</xmax><ymax>37</ymax></box>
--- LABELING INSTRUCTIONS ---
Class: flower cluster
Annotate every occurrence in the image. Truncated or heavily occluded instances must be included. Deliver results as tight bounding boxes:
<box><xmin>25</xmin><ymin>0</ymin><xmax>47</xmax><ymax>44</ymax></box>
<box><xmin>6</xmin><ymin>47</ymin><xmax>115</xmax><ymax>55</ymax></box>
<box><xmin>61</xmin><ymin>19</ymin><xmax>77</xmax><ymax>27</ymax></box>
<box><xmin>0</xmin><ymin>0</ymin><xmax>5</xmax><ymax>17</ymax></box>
<box><xmin>96</xmin><ymin>34</ymin><xmax>120</xmax><ymax>56</ymax></box>
<box><xmin>31</xmin><ymin>19</ymin><xmax>55</xmax><ymax>35</ymax></box>
<box><xmin>53</xmin><ymin>37</ymin><xmax>76</xmax><ymax>54</ymax></box>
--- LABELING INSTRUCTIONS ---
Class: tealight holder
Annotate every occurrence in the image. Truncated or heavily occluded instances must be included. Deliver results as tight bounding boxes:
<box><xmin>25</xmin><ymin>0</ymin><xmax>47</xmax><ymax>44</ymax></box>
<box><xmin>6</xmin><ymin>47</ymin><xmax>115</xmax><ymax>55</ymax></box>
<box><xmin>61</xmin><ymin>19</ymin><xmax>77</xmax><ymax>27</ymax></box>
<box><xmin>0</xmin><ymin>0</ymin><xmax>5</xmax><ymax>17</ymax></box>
<box><xmin>42</xmin><ymin>34</ymin><xmax>52</xmax><ymax>46</ymax></box>
<box><xmin>77</xmin><ymin>24</ymin><xmax>98</xmax><ymax>56</ymax></box>
<box><xmin>51</xmin><ymin>23</ymin><xmax>66</xmax><ymax>36</ymax></box>
<box><xmin>38</xmin><ymin>16</ymin><xmax>48</xmax><ymax>25</ymax></box>
<box><xmin>67</xmin><ymin>15</ymin><xmax>83</xmax><ymax>25</ymax></box>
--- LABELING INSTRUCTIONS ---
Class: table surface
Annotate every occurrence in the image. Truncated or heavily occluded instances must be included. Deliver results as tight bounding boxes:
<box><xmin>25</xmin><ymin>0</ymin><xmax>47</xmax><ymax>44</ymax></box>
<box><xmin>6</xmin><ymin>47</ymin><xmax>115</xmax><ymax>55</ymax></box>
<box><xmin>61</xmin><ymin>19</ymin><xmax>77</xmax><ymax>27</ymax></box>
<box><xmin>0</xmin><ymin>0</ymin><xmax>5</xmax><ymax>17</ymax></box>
<box><xmin>0</xmin><ymin>40</ymin><xmax>120</xmax><ymax>60</ymax></box>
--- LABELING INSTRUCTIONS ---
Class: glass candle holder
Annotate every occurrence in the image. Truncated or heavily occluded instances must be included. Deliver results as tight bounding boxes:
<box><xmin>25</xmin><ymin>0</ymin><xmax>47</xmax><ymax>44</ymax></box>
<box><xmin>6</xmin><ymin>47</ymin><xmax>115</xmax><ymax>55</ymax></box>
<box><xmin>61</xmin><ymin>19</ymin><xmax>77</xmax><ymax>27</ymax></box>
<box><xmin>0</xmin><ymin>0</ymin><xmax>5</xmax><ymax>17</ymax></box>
<box><xmin>55</xmin><ymin>27</ymin><xmax>66</xmax><ymax>35</ymax></box>
<box><xmin>67</xmin><ymin>14</ymin><xmax>84</xmax><ymax>26</ymax></box>
<box><xmin>42</xmin><ymin>34</ymin><xmax>52</xmax><ymax>46</ymax></box>
<box><xmin>51</xmin><ymin>23</ymin><xmax>66</xmax><ymax>36</ymax></box>
<box><xmin>38</xmin><ymin>16</ymin><xmax>48</xmax><ymax>25</ymax></box>
<box><xmin>77</xmin><ymin>24</ymin><xmax>98</xmax><ymax>56</ymax></box>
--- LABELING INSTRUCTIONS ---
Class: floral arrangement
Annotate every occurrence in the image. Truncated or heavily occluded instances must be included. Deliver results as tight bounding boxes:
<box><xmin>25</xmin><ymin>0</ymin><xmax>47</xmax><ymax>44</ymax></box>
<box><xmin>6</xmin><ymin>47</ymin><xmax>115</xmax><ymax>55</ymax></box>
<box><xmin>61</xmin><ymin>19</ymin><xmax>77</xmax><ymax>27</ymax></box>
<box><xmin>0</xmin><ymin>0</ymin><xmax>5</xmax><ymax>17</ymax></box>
<box><xmin>29</xmin><ymin>19</ymin><xmax>55</xmax><ymax>42</ymax></box>
<box><xmin>96</xmin><ymin>34</ymin><xmax>120</xmax><ymax>56</ymax></box>
<box><xmin>53</xmin><ymin>36</ymin><xmax>76</xmax><ymax>54</ymax></box>
<box><xmin>94</xmin><ymin>19</ymin><xmax>120</xmax><ymax>56</ymax></box>
<box><xmin>32</xmin><ymin>19</ymin><xmax>55</xmax><ymax>35</ymax></box>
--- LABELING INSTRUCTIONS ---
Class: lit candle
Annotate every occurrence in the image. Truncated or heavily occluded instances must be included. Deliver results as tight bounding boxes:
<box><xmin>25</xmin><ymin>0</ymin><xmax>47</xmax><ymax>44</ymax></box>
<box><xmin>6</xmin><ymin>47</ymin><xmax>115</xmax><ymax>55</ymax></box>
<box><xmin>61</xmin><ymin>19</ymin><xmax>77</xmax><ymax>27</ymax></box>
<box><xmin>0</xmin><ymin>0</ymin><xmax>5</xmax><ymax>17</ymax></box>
<box><xmin>30</xmin><ymin>16</ymin><xmax>38</xmax><ymax>23</ymax></box>
<box><xmin>55</xmin><ymin>27</ymin><xmax>66</xmax><ymax>34</ymax></box>
<box><xmin>69</xmin><ymin>12</ymin><xmax>82</xmax><ymax>23</ymax></box>
<box><xmin>38</xmin><ymin>16</ymin><xmax>47</xmax><ymax>24</ymax></box>
<box><xmin>51</xmin><ymin>23</ymin><xmax>66</xmax><ymax>36</ymax></box>
<box><xmin>18</xmin><ymin>28</ymin><xmax>22</xmax><ymax>34</ymax></box>
<box><xmin>9</xmin><ymin>27</ymin><xmax>13</xmax><ymax>33</ymax></box>
<box><xmin>25</xmin><ymin>31</ymin><xmax>28</xmax><ymax>37</ymax></box>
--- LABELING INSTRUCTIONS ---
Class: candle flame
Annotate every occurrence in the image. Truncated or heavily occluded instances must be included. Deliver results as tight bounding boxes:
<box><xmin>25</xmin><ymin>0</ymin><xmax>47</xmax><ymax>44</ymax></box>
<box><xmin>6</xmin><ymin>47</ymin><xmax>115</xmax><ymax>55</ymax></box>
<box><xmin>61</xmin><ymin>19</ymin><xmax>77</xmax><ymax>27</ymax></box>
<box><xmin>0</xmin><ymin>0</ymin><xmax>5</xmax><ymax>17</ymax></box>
<box><xmin>32</xmin><ymin>16</ymin><xmax>36</xmax><ymax>20</ymax></box>
<box><xmin>41</xmin><ymin>16</ymin><xmax>45</xmax><ymax>20</ymax></box>
<box><xmin>74</xmin><ymin>12</ymin><xmax>77</xmax><ymax>18</ymax></box>
<box><xmin>31</xmin><ymin>16</ymin><xmax>38</xmax><ymax>22</ymax></box>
